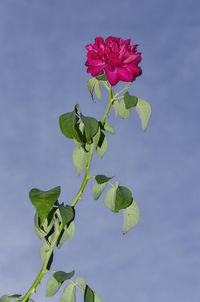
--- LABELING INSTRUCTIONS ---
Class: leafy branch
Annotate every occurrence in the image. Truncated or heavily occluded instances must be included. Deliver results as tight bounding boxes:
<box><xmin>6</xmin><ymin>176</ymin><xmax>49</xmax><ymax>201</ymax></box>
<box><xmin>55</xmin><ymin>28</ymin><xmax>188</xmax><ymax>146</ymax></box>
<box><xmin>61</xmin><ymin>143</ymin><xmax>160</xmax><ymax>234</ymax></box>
<box><xmin>0</xmin><ymin>74</ymin><xmax>151</xmax><ymax>302</ymax></box>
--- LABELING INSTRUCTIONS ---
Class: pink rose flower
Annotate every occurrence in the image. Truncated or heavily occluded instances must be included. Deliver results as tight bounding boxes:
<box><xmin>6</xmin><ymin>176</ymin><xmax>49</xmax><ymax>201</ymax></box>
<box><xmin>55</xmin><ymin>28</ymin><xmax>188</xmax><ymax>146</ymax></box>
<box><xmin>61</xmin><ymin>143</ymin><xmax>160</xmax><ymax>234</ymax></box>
<box><xmin>85</xmin><ymin>36</ymin><xmax>142</xmax><ymax>86</ymax></box>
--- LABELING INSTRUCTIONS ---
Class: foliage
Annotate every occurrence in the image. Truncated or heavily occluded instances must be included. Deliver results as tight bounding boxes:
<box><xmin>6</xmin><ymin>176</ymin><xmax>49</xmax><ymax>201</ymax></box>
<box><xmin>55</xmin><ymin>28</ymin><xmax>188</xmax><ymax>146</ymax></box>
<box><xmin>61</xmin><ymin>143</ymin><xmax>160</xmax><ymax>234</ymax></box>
<box><xmin>1</xmin><ymin>47</ymin><xmax>151</xmax><ymax>302</ymax></box>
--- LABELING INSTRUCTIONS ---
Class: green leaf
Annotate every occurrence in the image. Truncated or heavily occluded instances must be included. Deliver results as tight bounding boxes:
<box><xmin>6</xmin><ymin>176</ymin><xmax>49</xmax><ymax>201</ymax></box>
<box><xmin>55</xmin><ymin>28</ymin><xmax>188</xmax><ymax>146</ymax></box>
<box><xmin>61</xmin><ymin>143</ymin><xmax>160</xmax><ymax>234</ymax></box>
<box><xmin>57</xmin><ymin>221</ymin><xmax>75</xmax><ymax>248</ymax></box>
<box><xmin>94</xmin><ymin>293</ymin><xmax>103</xmax><ymax>302</ymax></box>
<box><xmin>73</xmin><ymin>145</ymin><xmax>89</xmax><ymax>175</ymax></box>
<box><xmin>75</xmin><ymin>279</ymin><xmax>102</xmax><ymax>302</ymax></box>
<box><xmin>88</xmin><ymin>77</ymin><xmax>105</xmax><ymax>100</ymax></box>
<box><xmin>87</xmin><ymin>78</ymin><xmax>96</xmax><ymax>101</ymax></box>
<box><xmin>46</xmin><ymin>271</ymin><xmax>75</xmax><ymax>297</ymax></box>
<box><xmin>85</xmin><ymin>143</ymin><xmax>91</xmax><ymax>152</ymax></box>
<box><xmin>29</xmin><ymin>186</ymin><xmax>61</xmax><ymax>227</ymax></box>
<box><xmin>46</xmin><ymin>275</ymin><xmax>61</xmax><ymax>297</ymax></box>
<box><xmin>104</xmin><ymin>187</ymin><xmax>117</xmax><ymax>212</ymax></box>
<box><xmin>96</xmin><ymin>132</ymin><xmax>108</xmax><ymax>158</ymax></box>
<box><xmin>84</xmin><ymin>286</ymin><xmax>94</xmax><ymax>302</ymax></box>
<box><xmin>0</xmin><ymin>296</ymin><xmax>12</xmax><ymax>302</ymax></box>
<box><xmin>57</xmin><ymin>205</ymin><xmax>75</xmax><ymax>228</ymax></box>
<box><xmin>75</xmin><ymin>277</ymin><xmax>86</xmax><ymax>294</ymax></box>
<box><xmin>123</xmin><ymin>200</ymin><xmax>140</xmax><ymax>234</ymax></box>
<box><xmin>77</xmin><ymin>122</ymin><xmax>85</xmax><ymax>135</ymax></box>
<box><xmin>42</xmin><ymin>210</ymin><xmax>55</xmax><ymax>233</ymax></box>
<box><xmin>115</xmin><ymin>180</ymin><xmax>120</xmax><ymax>187</ymax></box>
<box><xmin>92</xmin><ymin>182</ymin><xmax>107</xmax><ymax>200</ymax></box>
<box><xmin>96</xmin><ymin>74</ymin><xmax>108</xmax><ymax>82</ymax></box>
<box><xmin>80</xmin><ymin>114</ymin><xmax>99</xmax><ymax>143</ymax></box>
<box><xmin>34</xmin><ymin>210</ymin><xmax>54</xmax><ymax>240</ymax></box>
<box><xmin>94</xmin><ymin>80</ymin><xmax>101</xmax><ymax>100</ymax></box>
<box><xmin>40</xmin><ymin>238</ymin><xmax>51</xmax><ymax>260</ymax></box>
<box><xmin>60</xmin><ymin>283</ymin><xmax>76</xmax><ymax>302</ymax></box>
<box><xmin>103</xmin><ymin>122</ymin><xmax>115</xmax><ymax>134</ymax></box>
<box><xmin>0</xmin><ymin>295</ymin><xmax>23</xmax><ymax>302</ymax></box>
<box><xmin>67</xmin><ymin>221</ymin><xmax>75</xmax><ymax>239</ymax></box>
<box><xmin>124</xmin><ymin>92</ymin><xmax>138</xmax><ymax>108</ymax></box>
<box><xmin>135</xmin><ymin>98</ymin><xmax>151</xmax><ymax>131</ymax></box>
<box><xmin>95</xmin><ymin>175</ymin><xmax>113</xmax><ymax>184</ymax></box>
<box><xmin>112</xmin><ymin>100</ymin><xmax>119</xmax><ymax>117</ymax></box>
<box><xmin>115</xmin><ymin>186</ymin><xmax>133</xmax><ymax>212</ymax></box>
<box><xmin>93</xmin><ymin>127</ymin><xmax>101</xmax><ymax>147</ymax></box>
<box><xmin>104</xmin><ymin>185</ymin><xmax>133</xmax><ymax>213</ymax></box>
<box><xmin>118</xmin><ymin>99</ymin><xmax>131</xmax><ymax>119</ymax></box>
<box><xmin>40</xmin><ymin>238</ymin><xmax>53</xmax><ymax>269</ymax></box>
<box><xmin>34</xmin><ymin>213</ymin><xmax>46</xmax><ymax>239</ymax></box>
<box><xmin>54</xmin><ymin>270</ymin><xmax>75</xmax><ymax>283</ymax></box>
<box><xmin>59</xmin><ymin>107</ymin><xmax>83</xmax><ymax>142</ymax></box>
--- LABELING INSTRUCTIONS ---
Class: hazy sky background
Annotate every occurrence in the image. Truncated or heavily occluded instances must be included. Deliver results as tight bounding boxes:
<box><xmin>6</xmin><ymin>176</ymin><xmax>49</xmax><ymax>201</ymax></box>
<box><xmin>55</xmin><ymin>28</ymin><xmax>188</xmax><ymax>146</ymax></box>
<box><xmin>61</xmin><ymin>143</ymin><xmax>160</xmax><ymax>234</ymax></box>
<box><xmin>0</xmin><ymin>0</ymin><xmax>200</xmax><ymax>301</ymax></box>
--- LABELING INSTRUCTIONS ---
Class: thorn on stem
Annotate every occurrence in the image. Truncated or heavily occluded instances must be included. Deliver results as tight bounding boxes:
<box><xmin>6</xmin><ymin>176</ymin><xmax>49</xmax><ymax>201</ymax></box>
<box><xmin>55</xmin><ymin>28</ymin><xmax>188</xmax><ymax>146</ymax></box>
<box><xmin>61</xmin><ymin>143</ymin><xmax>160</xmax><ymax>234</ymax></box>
<box><xmin>32</xmin><ymin>288</ymin><xmax>36</xmax><ymax>294</ymax></box>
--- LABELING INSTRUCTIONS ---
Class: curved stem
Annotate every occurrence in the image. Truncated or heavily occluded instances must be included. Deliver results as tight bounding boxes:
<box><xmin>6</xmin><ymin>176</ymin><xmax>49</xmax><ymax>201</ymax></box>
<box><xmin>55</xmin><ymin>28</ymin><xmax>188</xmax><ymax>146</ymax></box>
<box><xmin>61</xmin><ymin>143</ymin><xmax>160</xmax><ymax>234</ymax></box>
<box><xmin>20</xmin><ymin>84</ymin><xmax>115</xmax><ymax>302</ymax></box>
<box><xmin>21</xmin><ymin>220</ymin><xmax>61</xmax><ymax>302</ymax></box>
<box><xmin>101</xmin><ymin>87</ymin><xmax>113</xmax><ymax>126</ymax></box>
<box><xmin>114</xmin><ymin>82</ymin><xmax>131</xmax><ymax>98</ymax></box>
<box><xmin>71</xmin><ymin>143</ymin><xmax>94</xmax><ymax>207</ymax></box>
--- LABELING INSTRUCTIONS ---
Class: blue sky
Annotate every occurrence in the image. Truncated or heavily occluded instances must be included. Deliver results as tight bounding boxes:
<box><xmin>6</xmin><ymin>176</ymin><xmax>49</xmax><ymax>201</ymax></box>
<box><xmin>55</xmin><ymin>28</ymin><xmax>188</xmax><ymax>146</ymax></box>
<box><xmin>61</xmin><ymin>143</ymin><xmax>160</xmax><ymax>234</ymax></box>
<box><xmin>0</xmin><ymin>0</ymin><xmax>200</xmax><ymax>301</ymax></box>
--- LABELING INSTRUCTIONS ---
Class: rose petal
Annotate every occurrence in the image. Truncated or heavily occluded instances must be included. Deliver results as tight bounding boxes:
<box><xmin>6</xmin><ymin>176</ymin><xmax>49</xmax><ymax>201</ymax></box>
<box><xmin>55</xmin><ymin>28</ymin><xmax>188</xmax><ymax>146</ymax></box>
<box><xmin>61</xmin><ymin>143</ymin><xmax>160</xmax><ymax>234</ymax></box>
<box><xmin>123</xmin><ymin>53</ymin><xmax>140</xmax><ymax>64</ymax></box>
<box><xmin>87</xmin><ymin>50</ymin><xmax>100</xmax><ymax>60</ymax></box>
<box><xmin>125</xmin><ymin>63</ymin><xmax>142</xmax><ymax>78</ymax></box>
<box><xmin>87</xmin><ymin>65</ymin><xmax>104</xmax><ymax>76</ymax></box>
<box><xmin>116</xmin><ymin>67</ymin><xmax>132</xmax><ymax>82</ymax></box>
<box><xmin>105</xmin><ymin>65</ymin><xmax>119</xmax><ymax>86</ymax></box>
<box><xmin>85</xmin><ymin>44</ymin><xmax>94</xmax><ymax>51</ymax></box>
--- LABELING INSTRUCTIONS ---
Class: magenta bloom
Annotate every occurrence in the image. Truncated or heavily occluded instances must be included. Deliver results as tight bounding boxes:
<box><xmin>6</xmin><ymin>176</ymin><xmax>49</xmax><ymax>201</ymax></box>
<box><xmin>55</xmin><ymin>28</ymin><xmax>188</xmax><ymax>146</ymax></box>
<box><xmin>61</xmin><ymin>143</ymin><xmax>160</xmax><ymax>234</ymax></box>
<box><xmin>85</xmin><ymin>36</ymin><xmax>142</xmax><ymax>86</ymax></box>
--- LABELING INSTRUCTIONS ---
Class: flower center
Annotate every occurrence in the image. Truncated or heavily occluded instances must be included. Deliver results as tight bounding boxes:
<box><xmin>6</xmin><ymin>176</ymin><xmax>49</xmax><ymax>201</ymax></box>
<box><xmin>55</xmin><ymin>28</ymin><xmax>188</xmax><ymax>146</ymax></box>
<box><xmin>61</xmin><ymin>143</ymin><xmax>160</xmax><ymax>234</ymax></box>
<box><xmin>104</xmin><ymin>46</ymin><xmax>122</xmax><ymax>67</ymax></box>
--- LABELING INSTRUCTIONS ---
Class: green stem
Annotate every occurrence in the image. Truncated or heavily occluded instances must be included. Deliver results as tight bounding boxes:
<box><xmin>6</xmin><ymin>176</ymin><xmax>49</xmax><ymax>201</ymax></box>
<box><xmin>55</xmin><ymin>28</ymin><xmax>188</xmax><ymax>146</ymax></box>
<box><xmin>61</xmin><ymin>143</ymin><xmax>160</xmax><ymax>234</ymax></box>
<box><xmin>71</xmin><ymin>86</ymin><xmax>114</xmax><ymax>207</ymax></box>
<box><xmin>114</xmin><ymin>82</ymin><xmax>131</xmax><ymax>98</ymax></box>
<box><xmin>115</xmin><ymin>95</ymin><xmax>124</xmax><ymax>100</ymax></box>
<box><xmin>101</xmin><ymin>83</ymin><xmax>131</xmax><ymax>126</ymax></box>
<box><xmin>20</xmin><ymin>84</ymin><xmax>115</xmax><ymax>301</ymax></box>
<box><xmin>70</xmin><ymin>279</ymin><xmax>83</xmax><ymax>292</ymax></box>
<box><xmin>101</xmin><ymin>87</ymin><xmax>113</xmax><ymax>126</ymax></box>
<box><xmin>21</xmin><ymin>220</ymin><xmax>61</xmax><ymax>302</ymax></box>
<box><xmin>102</xmin><ymin>81</ymin><xmax>110</xmax><ymax>91</ymax></box>
<box><xmin>108</xmin><ymin>181</ymin><xmax>116</xmax><ymax>188</ymax></box>
<box><xmin>71</xmin><ymin>143</ymin><xmax>94</xmax><ymax>207</ymax></box>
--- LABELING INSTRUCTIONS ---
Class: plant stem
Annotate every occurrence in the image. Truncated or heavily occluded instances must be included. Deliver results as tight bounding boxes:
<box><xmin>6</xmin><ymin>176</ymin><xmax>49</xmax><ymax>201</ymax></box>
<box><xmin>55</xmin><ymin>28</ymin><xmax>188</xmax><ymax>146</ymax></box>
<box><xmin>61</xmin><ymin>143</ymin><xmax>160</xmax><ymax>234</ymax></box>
<box><xmin>71</xmin><ymin>143</ymin><xmax>94</xmax><ymax>207</ymax></box>
<box><xmin>20</xmin><ymin>85</ymin><xmax>115</xmax><ymax>301</ymax></box>
<box><xmin>70</xmin><ymin>279</ymin><xmax>83</xmax><ymax>292</ymax></box>
<box><xmin>102</xmin><ymin>83</ymin><xmax>131</xmax><ymax>125</ymax></box>
<box><xmin>102</xmin><ymin>81</ymin><xmax>110</xmax><ymax>91</ymax></box>
<box><xmin>114</xmin><ymin>82</ymin><xmax>131</xmax><ymax>98</ymax></box>
<box><xmin>71</xmin><ymin>86</ymin><xmax>114</xmax><ymax>207</ymax></box>
<box><xmin>20</xmin><ymin>220</ymin><xmax>61</xmax><ymax>302</ymax></box>
<box><xmin>101</xmin><ymin>87</ymin><xmax>113</xmax><ymax>126</ymax></box>
<box><xmin>108</xmin><ymin>181</ymin><xmax>116</xmax><ymax>188</ymax></box>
